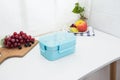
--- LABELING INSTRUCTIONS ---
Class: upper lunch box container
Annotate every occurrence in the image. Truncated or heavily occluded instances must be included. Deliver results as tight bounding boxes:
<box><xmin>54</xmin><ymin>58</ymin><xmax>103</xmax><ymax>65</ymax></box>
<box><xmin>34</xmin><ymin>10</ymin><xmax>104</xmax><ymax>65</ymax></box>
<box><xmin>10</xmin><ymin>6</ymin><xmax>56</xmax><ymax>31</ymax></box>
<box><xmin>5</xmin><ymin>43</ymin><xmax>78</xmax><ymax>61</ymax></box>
<box><xmin>39</xmin><ymin>31</ymin><xmax>76</xmax><ymax>61</ymax></box>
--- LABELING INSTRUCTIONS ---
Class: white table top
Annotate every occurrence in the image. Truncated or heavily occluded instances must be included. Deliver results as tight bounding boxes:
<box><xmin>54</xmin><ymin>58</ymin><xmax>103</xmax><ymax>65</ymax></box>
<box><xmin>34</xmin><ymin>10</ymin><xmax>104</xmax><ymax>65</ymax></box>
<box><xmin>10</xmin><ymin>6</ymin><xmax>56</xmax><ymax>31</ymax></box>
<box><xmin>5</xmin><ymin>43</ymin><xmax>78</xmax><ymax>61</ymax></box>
<box><xmin>0</xmin><ymin>30</ymin><xmax>120</xmax><ymax>80</ymax></box>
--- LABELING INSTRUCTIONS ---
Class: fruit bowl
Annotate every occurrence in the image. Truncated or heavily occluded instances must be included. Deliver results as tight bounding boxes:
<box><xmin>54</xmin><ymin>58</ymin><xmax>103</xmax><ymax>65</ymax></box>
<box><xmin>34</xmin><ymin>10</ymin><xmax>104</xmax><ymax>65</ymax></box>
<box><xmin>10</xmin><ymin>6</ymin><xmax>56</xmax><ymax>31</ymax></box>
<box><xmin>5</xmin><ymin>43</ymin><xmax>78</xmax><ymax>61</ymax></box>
<box><xmin>69</xmin><ymin>19</ymin><xmax>88</xmax><ymax>33</ymax></box>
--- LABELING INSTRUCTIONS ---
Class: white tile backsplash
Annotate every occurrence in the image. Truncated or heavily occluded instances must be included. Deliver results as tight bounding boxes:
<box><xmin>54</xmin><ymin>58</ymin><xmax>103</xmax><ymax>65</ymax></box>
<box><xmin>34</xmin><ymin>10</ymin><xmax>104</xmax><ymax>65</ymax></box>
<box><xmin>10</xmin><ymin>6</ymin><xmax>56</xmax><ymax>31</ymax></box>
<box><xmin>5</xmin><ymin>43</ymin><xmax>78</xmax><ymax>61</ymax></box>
<box><xmin>0</xmin><ymin>0</ymin><xmax>22</xmax><ymax>36</ymax></box>
<box><xmin>55</xmin><ymin>0</ymin><xmax>78</xmax><ymax>29</ymax></box>
<box><xmin>89</xmin><ymin>0</ymin><xmax>120</xmax><ymax>38</ymax></box>
<box><xmin>25</xmin><ymin>0</ymin><xmax>56</xmax><ymax>33</ymax></box>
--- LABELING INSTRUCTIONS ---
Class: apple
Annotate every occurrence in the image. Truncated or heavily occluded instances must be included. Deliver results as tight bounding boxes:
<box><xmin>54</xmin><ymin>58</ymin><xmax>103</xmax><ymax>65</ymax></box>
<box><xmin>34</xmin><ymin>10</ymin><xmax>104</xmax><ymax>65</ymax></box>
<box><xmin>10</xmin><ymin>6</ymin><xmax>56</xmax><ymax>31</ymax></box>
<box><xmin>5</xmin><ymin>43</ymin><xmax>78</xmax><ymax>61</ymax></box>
<box><xmin>75</xmin><ymin>20</ymin><xmax>85</xmax><ymax>27</ymax></box>
<box><xmin>76</xmin><ymin>20</ymin><xmax>87</xmax><ymax>32</ymax></box>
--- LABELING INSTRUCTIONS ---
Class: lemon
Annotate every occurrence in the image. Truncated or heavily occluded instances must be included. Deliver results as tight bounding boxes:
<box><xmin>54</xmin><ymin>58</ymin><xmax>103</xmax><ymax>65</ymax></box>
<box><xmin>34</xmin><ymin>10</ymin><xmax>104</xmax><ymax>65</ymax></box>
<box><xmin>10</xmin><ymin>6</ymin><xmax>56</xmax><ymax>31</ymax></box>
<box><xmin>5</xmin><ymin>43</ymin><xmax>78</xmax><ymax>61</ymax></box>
<box><xmin>70</xmin><ymin>27</ymin><xmax>78</xmax><ymax>33</ymax></box>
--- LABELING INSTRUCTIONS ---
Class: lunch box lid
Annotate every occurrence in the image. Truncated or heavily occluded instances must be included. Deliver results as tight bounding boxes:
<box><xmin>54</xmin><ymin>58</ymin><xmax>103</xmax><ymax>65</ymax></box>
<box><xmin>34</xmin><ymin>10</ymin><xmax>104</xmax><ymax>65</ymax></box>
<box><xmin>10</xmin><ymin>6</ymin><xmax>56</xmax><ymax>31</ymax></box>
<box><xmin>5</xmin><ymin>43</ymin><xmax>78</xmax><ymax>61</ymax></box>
<box><xmin>39</xmin><ymin>31</ymin><xmax>76</xmax><ymax>51</ymax></box>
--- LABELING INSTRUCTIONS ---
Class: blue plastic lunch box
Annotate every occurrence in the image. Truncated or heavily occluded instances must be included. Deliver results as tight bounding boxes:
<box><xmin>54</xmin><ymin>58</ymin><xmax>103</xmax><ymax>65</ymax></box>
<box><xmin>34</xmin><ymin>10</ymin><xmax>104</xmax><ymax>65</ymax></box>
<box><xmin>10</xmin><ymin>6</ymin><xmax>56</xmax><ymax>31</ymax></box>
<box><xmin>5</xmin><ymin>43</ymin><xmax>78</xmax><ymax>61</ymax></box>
<box><xmin>39</xmin><ymin>31</ymin><xmax>76</xmax><ymax>61</ymax></box>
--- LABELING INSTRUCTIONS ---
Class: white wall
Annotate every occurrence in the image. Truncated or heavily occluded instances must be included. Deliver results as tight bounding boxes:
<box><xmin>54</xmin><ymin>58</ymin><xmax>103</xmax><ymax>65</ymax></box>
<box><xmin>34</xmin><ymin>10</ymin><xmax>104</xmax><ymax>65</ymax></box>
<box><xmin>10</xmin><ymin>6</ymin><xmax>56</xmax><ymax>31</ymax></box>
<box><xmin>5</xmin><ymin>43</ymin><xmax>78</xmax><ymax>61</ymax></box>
<box><xmin>0</xmin><ymin>0</ymin><xmax>57</xmax><ymax>37</ymax></box>
<box><xmin>0</xmin><ymin>0</ymin><xmax>23</xmax><ymax>36</ymax></box>
<box><xmin>0</xmin><ymin>0</ymin><xmax>120</xmax><ymax>37</ymax></box>
<box><xmin>24</xmin><ymin>0</ymin><xmax>78</xmax><ymax>35</ymax></box>
<box><xmin>55</xmin><ymin>0</ymin><xmax>78</xmax><ymax>28</ymax></box>
<box><xmin>89</xmin><ymin>0</ymin><xmax>120</xmax><ymax>38</ymax></box>
<box><xmin>24</xmin><ymin>0</ymin><xmax>56</xmax><ymax>35</ymax></box>
<box><xmin>0</xmin><ymin>0</ymin><xmax>78</xmax><ymax>36</ymax></box>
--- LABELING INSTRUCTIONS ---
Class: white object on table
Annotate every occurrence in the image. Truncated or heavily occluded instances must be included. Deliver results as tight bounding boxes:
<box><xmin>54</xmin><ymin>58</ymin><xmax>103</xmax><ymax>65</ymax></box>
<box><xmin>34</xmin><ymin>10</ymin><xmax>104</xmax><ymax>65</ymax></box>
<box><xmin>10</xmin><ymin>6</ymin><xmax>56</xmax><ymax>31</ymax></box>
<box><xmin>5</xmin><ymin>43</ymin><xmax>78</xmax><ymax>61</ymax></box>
<box><xmin>0</xmin><ymin>30</ymin><xmax>120</xmax><ymax>80</ymax></box>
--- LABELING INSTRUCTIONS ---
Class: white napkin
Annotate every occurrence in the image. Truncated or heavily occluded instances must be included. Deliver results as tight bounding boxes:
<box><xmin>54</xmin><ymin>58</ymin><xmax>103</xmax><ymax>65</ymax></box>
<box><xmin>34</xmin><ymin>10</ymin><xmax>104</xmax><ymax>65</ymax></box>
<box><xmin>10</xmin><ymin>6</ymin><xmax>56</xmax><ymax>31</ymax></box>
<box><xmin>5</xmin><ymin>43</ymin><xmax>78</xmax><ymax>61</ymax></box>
<box><xmin>74</xmin><ymin>26</ymin><xmax>95</xmax><ymax>36</ymax></box>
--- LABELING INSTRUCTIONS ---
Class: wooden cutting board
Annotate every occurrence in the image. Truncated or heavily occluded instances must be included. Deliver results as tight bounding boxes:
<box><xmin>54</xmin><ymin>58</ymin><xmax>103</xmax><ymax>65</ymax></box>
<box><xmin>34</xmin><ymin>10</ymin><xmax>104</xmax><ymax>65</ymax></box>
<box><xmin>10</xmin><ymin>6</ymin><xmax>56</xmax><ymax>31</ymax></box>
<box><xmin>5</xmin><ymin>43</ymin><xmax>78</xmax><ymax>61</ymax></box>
<box><xmin>0</xmin><ymin>40</ymin><xmax>38</xmax><ymax>64</ymax></box>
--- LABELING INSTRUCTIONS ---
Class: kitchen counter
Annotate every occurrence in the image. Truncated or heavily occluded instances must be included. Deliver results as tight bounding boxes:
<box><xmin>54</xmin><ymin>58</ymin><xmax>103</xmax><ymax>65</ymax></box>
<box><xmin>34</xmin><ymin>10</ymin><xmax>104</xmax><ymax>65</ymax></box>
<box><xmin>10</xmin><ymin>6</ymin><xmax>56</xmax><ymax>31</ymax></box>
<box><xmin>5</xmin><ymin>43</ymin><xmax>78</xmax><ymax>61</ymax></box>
<box><xmin>0</xmin><ymin>30</ymin><xmax>120</xmax><ymax>80</ymax></box>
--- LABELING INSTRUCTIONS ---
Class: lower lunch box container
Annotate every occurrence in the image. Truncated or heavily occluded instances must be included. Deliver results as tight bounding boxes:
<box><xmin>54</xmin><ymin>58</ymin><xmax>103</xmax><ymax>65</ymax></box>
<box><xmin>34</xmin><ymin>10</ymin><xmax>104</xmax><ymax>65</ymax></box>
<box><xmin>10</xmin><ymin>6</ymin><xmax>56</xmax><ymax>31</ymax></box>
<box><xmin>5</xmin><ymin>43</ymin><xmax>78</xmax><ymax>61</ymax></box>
<box><xmin>39</xmin><ymin>31</ymin><xmax>76</xmax><ymax>61</ymax></box>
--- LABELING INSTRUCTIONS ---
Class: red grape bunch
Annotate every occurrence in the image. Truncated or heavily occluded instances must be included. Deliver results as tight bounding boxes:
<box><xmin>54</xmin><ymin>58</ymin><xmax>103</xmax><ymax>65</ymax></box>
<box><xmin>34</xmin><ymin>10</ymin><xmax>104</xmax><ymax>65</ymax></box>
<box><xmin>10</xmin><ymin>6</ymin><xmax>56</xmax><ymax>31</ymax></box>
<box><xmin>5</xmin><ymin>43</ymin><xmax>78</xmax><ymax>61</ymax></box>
<box><xmin>3</xmin><ymin>31</ymin><xmax>35</xmax><ymax>49</ymax></box>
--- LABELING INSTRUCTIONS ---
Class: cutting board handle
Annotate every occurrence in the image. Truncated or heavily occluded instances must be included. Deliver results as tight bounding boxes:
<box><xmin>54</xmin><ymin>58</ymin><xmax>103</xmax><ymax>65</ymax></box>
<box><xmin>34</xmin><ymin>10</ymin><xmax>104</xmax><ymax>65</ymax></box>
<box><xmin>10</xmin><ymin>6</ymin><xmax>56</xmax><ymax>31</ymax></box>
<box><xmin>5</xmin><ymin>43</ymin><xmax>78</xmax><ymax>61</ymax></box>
<box><xmin>0</xmin><ymin>40</ymin><xmax>38</xmax><ymax>64</ymax></box>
